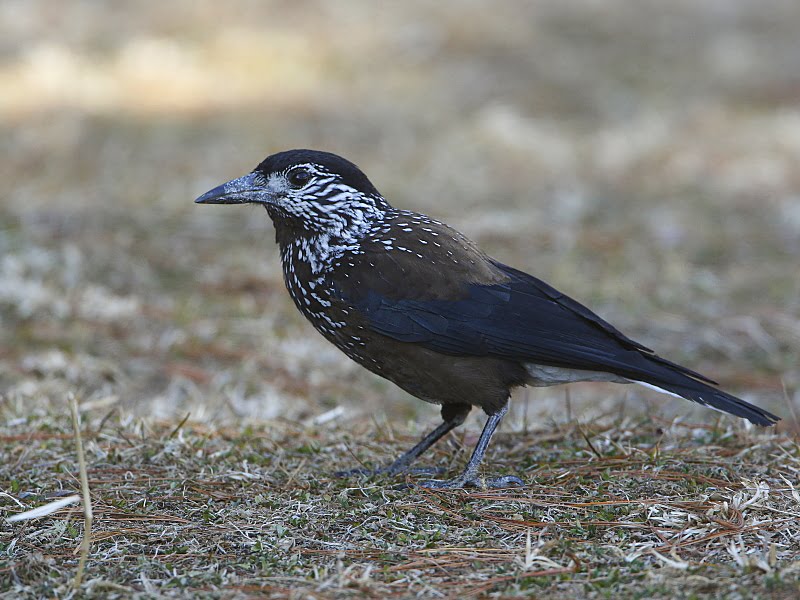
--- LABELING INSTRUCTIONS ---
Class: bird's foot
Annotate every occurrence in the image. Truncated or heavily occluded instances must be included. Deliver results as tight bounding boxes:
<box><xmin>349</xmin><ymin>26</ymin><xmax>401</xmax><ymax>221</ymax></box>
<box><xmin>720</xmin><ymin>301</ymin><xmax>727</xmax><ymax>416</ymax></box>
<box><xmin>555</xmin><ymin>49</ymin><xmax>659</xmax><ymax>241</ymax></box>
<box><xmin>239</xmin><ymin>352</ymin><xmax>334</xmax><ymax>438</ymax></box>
<box><xmin>334</xmin><ymin>465</ymin><xmax>444</xmax><ymax>479</ymax></box>
<box><xmin>415</xmin><ymin>473</ymin><xmax>524</xmax><ymax>490</ymax></box>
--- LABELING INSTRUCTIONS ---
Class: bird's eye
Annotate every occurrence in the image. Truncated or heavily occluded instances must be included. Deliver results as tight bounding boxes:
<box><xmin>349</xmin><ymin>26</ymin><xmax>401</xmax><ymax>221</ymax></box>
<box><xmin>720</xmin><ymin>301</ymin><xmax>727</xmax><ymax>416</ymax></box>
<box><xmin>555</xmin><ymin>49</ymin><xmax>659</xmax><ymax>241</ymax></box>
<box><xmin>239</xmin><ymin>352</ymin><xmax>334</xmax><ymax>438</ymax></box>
<box><xmin>287</xmin><ymin>168</ymin><xmax>311</xmax><ymax>188</ymax></box>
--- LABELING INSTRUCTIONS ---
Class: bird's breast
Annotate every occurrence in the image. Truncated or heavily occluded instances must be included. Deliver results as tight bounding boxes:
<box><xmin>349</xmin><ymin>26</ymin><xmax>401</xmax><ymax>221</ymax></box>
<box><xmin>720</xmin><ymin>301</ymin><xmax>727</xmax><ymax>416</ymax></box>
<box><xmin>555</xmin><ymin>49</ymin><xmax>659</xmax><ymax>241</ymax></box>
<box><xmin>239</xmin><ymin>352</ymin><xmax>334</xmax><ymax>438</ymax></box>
<box><xmin>279</xmin><ymin>246</ymin><xmax>376</xmax><ymax>367</ymax></box>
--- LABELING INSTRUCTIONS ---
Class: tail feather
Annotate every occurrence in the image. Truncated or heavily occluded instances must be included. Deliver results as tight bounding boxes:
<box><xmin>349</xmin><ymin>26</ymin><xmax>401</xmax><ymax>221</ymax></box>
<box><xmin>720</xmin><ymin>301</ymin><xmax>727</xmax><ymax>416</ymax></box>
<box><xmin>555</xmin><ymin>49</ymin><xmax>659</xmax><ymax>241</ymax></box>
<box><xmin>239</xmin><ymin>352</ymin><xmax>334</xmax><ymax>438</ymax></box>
<box><xmin>630</xmin><ymin>376</ymin><xmax>779</xmax><ymax>426</ymax></box>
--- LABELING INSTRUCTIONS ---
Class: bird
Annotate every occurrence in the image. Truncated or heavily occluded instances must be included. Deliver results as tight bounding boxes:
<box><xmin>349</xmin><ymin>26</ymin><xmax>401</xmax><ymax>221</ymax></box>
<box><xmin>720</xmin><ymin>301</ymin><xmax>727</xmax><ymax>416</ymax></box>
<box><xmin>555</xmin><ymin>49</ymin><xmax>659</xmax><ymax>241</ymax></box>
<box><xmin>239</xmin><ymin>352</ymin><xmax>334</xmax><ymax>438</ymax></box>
<box><xmin>195</xmin><ymin>149</ymin><xmax>780</xmax><ymax>489</ymax></box>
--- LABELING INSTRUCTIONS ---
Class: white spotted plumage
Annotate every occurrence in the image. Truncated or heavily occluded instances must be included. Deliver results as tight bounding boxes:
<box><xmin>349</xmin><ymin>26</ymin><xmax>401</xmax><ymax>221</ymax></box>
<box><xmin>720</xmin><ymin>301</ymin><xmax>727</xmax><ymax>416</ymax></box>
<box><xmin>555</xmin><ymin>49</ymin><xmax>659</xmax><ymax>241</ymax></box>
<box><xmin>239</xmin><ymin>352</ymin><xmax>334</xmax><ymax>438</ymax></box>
<box><xmin>270</xmin><ymin>161</ymin><xmax>453</xmax><ymax>366</ymax></box>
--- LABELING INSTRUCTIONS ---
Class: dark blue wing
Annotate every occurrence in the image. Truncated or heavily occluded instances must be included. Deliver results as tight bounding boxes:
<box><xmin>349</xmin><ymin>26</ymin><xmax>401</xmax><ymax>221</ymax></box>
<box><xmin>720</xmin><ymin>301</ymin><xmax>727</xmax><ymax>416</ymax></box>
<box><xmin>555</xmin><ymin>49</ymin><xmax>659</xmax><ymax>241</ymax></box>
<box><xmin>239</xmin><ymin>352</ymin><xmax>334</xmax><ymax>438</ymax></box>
<box><xmin>348</xmin><ymin>260</ymin><xmax>714</xmax><ymax>384</ymax></box>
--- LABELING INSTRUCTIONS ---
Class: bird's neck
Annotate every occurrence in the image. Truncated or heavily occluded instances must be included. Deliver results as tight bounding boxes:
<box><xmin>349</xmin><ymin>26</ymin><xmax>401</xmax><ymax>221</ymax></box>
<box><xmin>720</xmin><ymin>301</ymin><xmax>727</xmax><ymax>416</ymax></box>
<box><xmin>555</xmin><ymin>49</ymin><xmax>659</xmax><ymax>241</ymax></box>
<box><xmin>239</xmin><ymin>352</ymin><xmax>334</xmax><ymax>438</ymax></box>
<box><xmin>276</xmin><ymin>201</ymin><xmax>389</xmax><ymax>276</ymax></box>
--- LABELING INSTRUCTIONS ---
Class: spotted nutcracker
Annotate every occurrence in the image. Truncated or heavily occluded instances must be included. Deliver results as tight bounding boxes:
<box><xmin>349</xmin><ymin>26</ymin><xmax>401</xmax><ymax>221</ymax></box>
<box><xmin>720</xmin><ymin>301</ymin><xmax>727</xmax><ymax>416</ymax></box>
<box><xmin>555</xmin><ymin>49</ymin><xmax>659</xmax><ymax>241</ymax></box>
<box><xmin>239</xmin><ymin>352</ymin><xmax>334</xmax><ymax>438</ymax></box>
<box><xmin>195</xmin><ymin>149</ymin><xmax>779</xmax><ymax>489</ymax></box>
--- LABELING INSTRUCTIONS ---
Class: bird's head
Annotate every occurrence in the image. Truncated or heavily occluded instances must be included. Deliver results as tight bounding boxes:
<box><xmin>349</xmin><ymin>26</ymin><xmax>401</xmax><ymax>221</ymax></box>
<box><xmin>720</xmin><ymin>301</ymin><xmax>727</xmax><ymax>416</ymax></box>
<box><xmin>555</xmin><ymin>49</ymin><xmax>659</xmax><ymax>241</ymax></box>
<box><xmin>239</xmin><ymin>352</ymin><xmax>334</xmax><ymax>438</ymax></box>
<box><xmin>195</xmin><ymin>149</ymin><xmax>389</xmax><ymax>240</ymax></box>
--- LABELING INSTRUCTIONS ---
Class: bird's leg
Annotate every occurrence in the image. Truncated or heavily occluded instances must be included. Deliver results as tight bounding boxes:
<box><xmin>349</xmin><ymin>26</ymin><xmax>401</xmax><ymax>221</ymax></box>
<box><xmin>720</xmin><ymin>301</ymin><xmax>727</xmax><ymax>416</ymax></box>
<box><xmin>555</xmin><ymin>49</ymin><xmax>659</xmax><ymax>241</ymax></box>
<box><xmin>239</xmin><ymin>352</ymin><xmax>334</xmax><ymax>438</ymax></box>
<box><xmin>336</xmin><ymin>403</ymin><xmax>471</xmax><ymax>478</ymax></box>
<box><xmin>418</xmin><ymin>402</ymin><xmax>524</xmax><ymax>489</ymax></box>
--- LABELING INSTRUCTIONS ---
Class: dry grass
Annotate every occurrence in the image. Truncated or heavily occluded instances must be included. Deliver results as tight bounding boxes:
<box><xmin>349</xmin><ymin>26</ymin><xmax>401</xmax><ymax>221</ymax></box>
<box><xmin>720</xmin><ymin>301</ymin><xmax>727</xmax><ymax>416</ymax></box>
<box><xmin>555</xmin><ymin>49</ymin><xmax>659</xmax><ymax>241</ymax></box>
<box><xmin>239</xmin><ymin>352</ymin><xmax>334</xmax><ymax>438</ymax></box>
<box><xmin>2</xmin><ymin>0</ymin><xmax>800</xmax><ymax>597</ymax></box>
<box><xmin>2</xmin><ymin>400</ymin><xmax>800</xmax><ymax>598</ymax></box>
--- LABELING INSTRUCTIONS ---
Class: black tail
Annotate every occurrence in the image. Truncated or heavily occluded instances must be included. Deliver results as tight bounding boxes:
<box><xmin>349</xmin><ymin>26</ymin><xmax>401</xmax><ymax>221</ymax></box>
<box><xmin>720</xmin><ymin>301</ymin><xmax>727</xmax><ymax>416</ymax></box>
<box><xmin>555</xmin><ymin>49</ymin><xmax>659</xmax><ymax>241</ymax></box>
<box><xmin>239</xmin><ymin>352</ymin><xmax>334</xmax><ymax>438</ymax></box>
<box><xmin>629</xmin><ymin>366</ymin><xmax>780</xmax><ymax>427</ymax></box>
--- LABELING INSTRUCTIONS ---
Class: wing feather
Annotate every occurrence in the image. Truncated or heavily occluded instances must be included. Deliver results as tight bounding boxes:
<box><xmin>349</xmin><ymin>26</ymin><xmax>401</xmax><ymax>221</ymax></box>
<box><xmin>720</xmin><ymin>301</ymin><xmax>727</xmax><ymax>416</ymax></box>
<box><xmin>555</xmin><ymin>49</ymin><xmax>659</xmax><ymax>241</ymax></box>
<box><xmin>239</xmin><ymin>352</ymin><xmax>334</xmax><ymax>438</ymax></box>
<box><xmin>343</xmin><ymin>260</ymin><xmax>716</xmax><ymax>385</ymax></box>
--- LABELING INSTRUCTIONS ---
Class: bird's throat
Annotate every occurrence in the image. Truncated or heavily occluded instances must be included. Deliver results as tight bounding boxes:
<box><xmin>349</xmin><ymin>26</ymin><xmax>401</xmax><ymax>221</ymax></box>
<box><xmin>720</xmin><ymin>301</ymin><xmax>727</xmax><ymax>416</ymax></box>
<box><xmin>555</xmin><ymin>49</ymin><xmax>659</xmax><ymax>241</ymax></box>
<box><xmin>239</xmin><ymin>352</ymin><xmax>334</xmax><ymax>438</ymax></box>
<box><xmin>273</xmin><ymin>205</ymin><xmax>385</xmax><ymax>275</ymax></box>
<box><xmin>278</xmin><ymin>230</ymin><xmax>359</xmax><ymax>277</ymax></box>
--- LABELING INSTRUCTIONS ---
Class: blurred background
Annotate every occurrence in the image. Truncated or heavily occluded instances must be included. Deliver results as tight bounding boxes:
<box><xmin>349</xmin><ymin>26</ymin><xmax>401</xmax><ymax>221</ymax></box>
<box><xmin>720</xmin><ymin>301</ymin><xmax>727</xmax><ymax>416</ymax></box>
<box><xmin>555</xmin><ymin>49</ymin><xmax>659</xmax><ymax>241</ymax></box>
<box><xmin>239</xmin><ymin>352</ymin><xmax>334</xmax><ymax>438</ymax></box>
<box><xmin>1</xmin><ymin>0</ymin><xmax>799</xmax><ymax>431</ymax></box>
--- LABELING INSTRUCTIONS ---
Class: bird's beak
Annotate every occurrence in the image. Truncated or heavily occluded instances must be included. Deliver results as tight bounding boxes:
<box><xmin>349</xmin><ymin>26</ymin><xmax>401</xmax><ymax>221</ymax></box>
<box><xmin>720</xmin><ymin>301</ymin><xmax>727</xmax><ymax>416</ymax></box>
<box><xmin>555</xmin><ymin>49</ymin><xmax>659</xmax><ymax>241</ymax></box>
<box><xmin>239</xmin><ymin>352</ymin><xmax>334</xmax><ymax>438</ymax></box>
<box><xmin>194</xmin><ymin>172</ymin><xmax>275</xmax><ymax>205</ymax></box>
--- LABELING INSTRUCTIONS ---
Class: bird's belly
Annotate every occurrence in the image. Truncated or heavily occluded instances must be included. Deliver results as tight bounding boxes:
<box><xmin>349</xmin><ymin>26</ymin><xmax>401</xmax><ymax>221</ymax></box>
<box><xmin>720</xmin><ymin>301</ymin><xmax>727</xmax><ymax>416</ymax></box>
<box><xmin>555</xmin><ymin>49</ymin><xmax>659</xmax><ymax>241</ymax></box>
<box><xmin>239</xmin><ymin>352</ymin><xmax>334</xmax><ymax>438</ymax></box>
<box><xmin>332</xmin><ymin>330</ymin><xmax>529</xmax><ymax>414</ymax></box>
